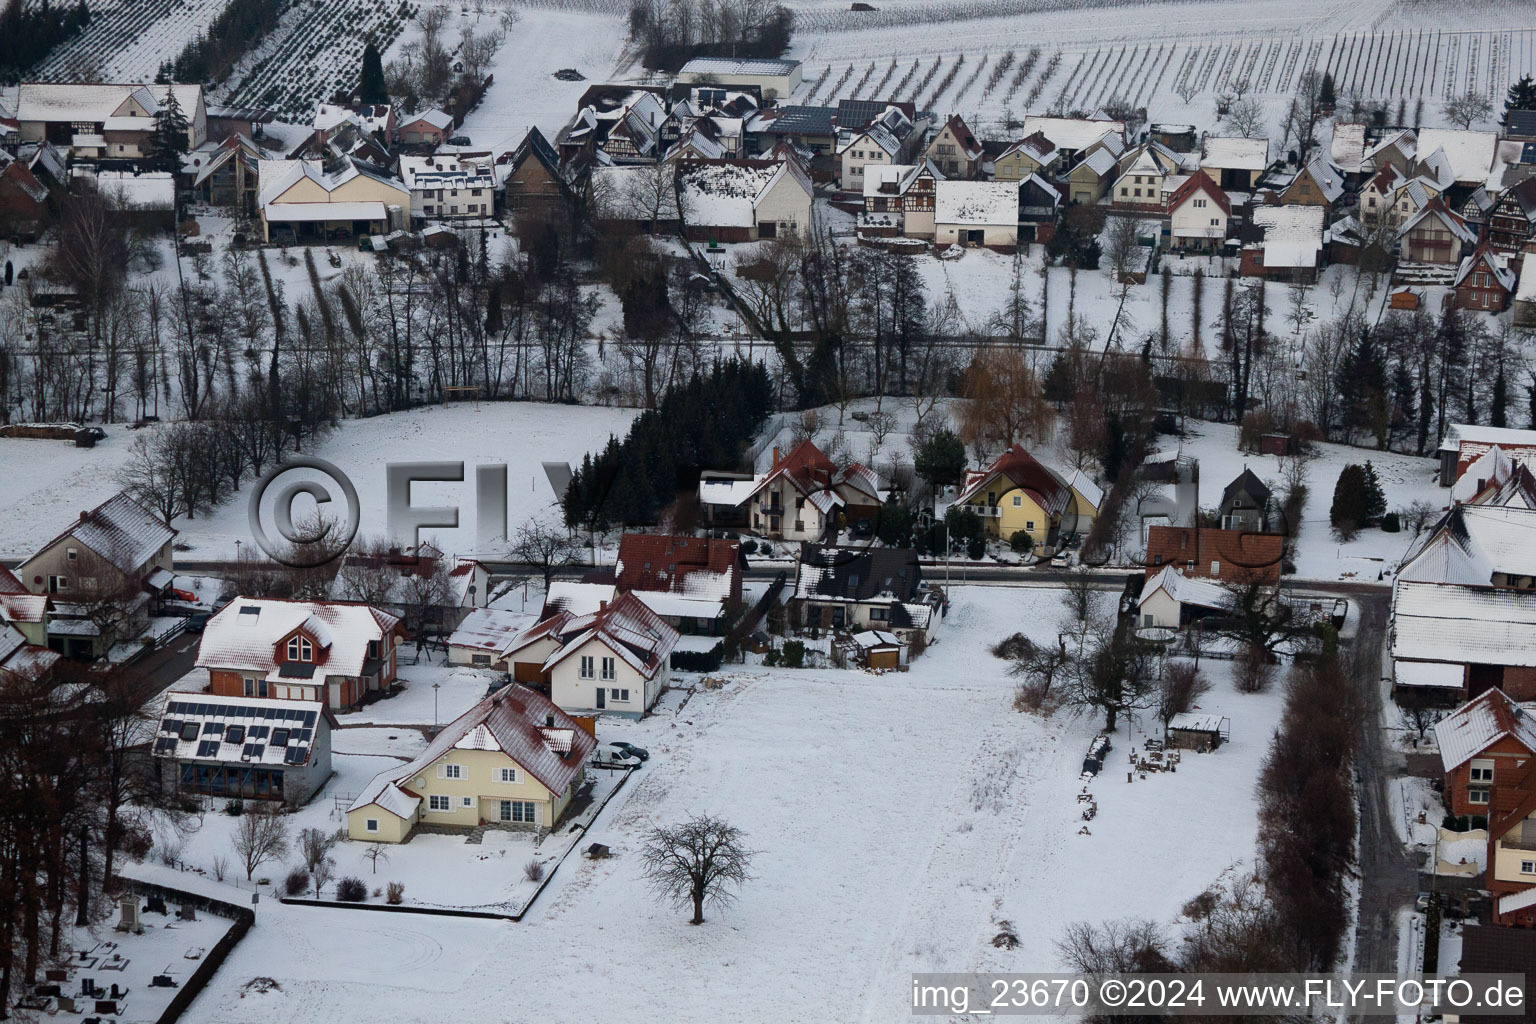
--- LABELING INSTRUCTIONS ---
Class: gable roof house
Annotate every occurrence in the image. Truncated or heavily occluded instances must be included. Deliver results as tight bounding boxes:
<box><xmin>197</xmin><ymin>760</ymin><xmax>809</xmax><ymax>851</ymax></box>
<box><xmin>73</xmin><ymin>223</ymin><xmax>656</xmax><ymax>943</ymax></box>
<box><xmin>398</xmin><ymin>107</ymin><xmax>454</xmax><ymax>147</ymax></box>
<box><xmin>934</xmin><ymin>180</ymin><xmax>1019</xmax><ymax>251</ymax></box>
<box><xmin>496</xmin><ymin>591</ymin><xmax>679</xmax><ymax>717</ymax></box>
<box><xmin>329</xmin><ymin>543</ymin><xmax>491</xmax><ymax>632</ymax></box>
<box><xmin>1452</xmin><ymin>243</ymin><xmax>1517</xmax><ymax>312</ymax></box>
<box><xmin>793</xmin><ymin>545</ymin><xmax>941</xmax><ymax>644</ymax></box>
<box><xmin>677</xmin><ymin>156</ymin><xmax>813</xmax><ymax>242</ymax></box>
<box><xmin>503</xmin><ymin>126</ymin><xmax>580</xmax><ymax>211</ymax></box>
<box><xmin>1111</xmin><ymin>140</ymin><xmax>1188</xmax><ymax>211</ymax></box>
<box><xmin>1487</xmin><ymin>177</ymin><xmax>1536</xmax><ymax>254</ymax></box>
<box><xmin>1278</xmin><ymin>155</ymin><xmax>1346</xmax><ymax>213</ymax></box>
<box><xmin>1414</xmin><ymin>127</ymin><xmax>1498</xmax><ymax>189</ymax></box>
<box><xmin>1392</xmin><ymin>577</ymin><xmax>1536</xmax><ymax>703</ymax></box>
<box><xmin>923</xmin><ymin>115</ymin><xmax>984</xmax><ymax>180</ymax></box>
<box><xmin>1363</xmin><ymin>127</ymin><xmax>1418</xmax><ymax>178</ymax></box>
<box><xmin>861</xmin><ymin>160</ymin><xmax>943</xmax><ymax>239</ymax></box>
<box><xmin>613</xmin><ymin>534</ymin><xmax>744</xmax><ymax>635</ymax></box>
<box><xmin>837</xmin><ymin>105</ymin><xmax>925</xmax><ymax>192</ymax></box>
<box><xmin>16</xmin><ymin>83</ymin><xmax>207</xmax><ymax>158</ymax></box>
<box><xmin>1165</xmin><ymin>169</ymin><xmax>1232</xmax><ymax>253</ymax></box>
<box><xmin>675</xmin><ymin>57</ymin><xmax>802</xmax><ymax>99</ymax></box>
<box><xmin>195</xmin><ymin>598</ymin><xmax>405</xmax><ymax>711</ymax></box>
<box><xmin>1240</xmin><ymin>204</ymin><xmax>1327</xmax><ymax>283</ymax></box>
<box><xmin>1397</xmin><ymin>195</ymin><xmax>1483</xmax><ymax>267</ymax></box>
<box><xmin>993</xmin><ymin>131</ymin><xmax>1060</xmax><ymax>182</ymax></box>
<box><xmin>1066</xmin><ymin>145</ymin><xmax>1119</xmax><ymax>205</ymax></box>
<box><xmin>699</xmin><ymin>439</ymin><xmax>882</xmax><ymax>542</ymax></box>
<box><xmin>1018</xmin><ymin>172</ymin><xmax>1063</xmax><ymax>243</ymax></box>
<box><xmin>748</xmin><ymin>105</ymin><xmax>838</xmax><ymax>155</ymax></box>
<box><xmin>0</xmin><ymin>623</ymin><xmax>62</xmax><ymax>689</ymax></box>
<box><xmin>1143</xmin><ymin>525</ymin><xmax>1284</xmax><ymax>585</ymax></box>
<box><xmin>447</xmin><ymin>606</ymin><xmax>540</xmax><ymax>669</ymax></box>
<box><xmin>1486</xmin><ymin>755</ymin><xmax>1536</xmax><ymax>925</ymax></box>
<box><xmin>1516</xmin><ymin>252</ymin><xmax>1536</xmax><ymax>329</ymax></box>
<box><xmin>1398</xmin><ymin>503</ymin><xmax>1536</xmax><ymax>589</ymax></box>
<box><xmin>345</xmin><ymin>683</ymin><xmax>596</xmax><ymax>843</ymax></box>
<box><xmin>256</xmin><ymin>156</ymin><xmax>409</xmax><ymax>243</ymax></box>
<box><xmin>1437</xmin><ymin>424</ymin><xmax>1536</xmax><ymax>487</ymax></box>
<box><xmin>1448</xmin><ymin>448</ymin><xmax>1536</xmax><ymax>510</ymax></box>
<box><xmin>1019</xmin><ymin>115</ymin><xmax>1125</xmax><ymax>169</ymax></box>
<box><xmin>1218</xmin><ymin>468</ymin><xmax>1273</xmax><ymax>532</ymax></box>
<box><xmin>183</xmin><ymin>133</ymin><xmax>265</xmax><ymax>216</ymax></box>
<box><xmin>1135</xmin><ymin>564</ymin><xmax>1237</xmax><ymax>630</ymax></box>
<box><xmin>1200</xmin><ymin>134</ymin><xmax>1270</xmax><ymax>191</ymax></box>
<box><xmin>151</xmin><ymin>691</ymin><xmax>334</xmax><ymax>804</ymax></box>
<box><xmin>1433</xmin><ymin>687</ymin><xmax>1536</xmax><ymax>817</ymax></box>
<box><xmin>953</xmin><ymin>444</ymin><xmax>1096</xmax><ymax>551</ymax></box>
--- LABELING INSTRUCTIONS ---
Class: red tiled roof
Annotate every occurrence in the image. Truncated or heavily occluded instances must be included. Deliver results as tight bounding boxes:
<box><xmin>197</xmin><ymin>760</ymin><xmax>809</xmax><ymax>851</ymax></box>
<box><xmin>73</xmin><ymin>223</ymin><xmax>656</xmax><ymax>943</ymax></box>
<box><xmin>955</xmin><ymin>445</ymin><xmax>1071</xmax><ymax>516</ymax></box>
<box><xmin>615</xmin><ymin>534</ymin><xmax>741</xmax><ymax>602</ymax></box>
<box><xmin>1143</xmin><ymin>526</ymin><xmax>1283</xmax><ymax>585</ymax></box>
<box><xmin>1167</xmin><ymin>168</ymin><xmax>1230</xmax><ymax>216</ymax></box>
<box><xmin>762</xmin><ymin>439</ymin><xmax>837</xmax><ymax>496</ymax></box>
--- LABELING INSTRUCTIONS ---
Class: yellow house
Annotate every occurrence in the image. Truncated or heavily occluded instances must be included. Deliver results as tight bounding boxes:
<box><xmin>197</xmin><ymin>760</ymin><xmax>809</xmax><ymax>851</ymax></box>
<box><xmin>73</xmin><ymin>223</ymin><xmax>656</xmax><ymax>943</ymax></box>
<box><xmin>345</xmin><ymin>684</ymin><xmax>595</xmax><ymax>843</ymax></box>
<box><xmin>258</xmin><ymin>157</ymin><xmax>410</xmax><ymax>243</ymax></box>
<box><xmin>992</xmin><ymin>132</ymin><xmax>1059</xmax><ymax>182</ymax></box>
<box><xmin>955</xmin><ymin>445</ymin><xmax>1098</xmax><ymax>550</ymax></box>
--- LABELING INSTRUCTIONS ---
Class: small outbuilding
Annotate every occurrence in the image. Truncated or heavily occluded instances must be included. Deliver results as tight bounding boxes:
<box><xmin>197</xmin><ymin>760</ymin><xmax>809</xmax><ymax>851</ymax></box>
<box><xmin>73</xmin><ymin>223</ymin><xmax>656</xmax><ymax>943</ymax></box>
<box><xmin>1165</xmin><ymin>711</ymin><xmax>1229</xmax><ymax>751</ymax></box>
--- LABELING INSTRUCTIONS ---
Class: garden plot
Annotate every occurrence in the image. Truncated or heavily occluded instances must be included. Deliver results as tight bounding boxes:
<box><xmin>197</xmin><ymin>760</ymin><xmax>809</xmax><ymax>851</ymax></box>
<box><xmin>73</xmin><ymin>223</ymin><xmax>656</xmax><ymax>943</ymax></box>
<box><xmin>165</xmin><ymin>585</ymin><xmax>1288</xmax><ymax>1023</ymax></box>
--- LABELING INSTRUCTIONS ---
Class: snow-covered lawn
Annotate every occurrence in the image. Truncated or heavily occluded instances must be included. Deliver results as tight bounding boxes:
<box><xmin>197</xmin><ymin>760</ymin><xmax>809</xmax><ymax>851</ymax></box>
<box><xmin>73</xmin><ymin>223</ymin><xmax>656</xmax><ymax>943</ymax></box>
<box><xmin>160</xmin><ymin>584</ymin><xmax>1286</xmax><ymax>1022</ymax></box>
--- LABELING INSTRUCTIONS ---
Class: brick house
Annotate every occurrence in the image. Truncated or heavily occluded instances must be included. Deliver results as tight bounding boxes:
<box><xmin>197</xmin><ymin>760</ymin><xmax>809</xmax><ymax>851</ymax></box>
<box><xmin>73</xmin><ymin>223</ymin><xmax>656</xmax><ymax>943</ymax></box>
<box><xmin>1434</xmin><ymin>688</ymin><xmax>1536</xmax><ymax>817</ymax></box>
<box><xmin>1143</xmin><ymin>526</ymin><xmax>1283</xmax><ymax>585</ymax></box>
<box><xmin>195</xmin><ymin>598</ymin><xmax>404</xmax><ymax>710</ymax></box>
<box><xmin>1452</xmin><ymin>244</ymin><xmax>1517</xmax><ymax>312</ymax></box>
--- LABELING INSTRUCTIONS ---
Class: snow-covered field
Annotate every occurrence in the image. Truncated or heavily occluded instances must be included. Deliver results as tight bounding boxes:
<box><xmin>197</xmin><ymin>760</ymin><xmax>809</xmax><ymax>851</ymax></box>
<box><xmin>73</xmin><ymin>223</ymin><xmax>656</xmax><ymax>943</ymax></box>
<box><xmin>130</xmin><ymin>585</ymin><xmax>1288</xmax><ymax>1023</ymax></box>
<box><xmin>0</xmin><ymin>402</ymin><xmax>637</xmax><ymax>562</ymax></box>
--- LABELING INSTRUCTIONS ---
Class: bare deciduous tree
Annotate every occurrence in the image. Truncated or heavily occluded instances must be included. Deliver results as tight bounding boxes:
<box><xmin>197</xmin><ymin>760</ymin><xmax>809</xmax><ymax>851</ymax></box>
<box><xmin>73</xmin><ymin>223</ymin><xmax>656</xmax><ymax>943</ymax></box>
<box><xmin>641</xmin><ymin>814</ymin><xmax>754</xmax><ymax>925</ymax></box>
<box><xmin>509</xmin><ymin>518</ymin><xmax>578</xmax><ymax>591</ymax></box>
<box><xmin>1156</xmin><ymin>661</ymin><xmax>1211</xmax><ymax>730</ymax></box>
<box><xmin>232</xmin><ymin>808</ymin><xmax>289</xmax><ymax>881</ymax></box>
<box><xmin>1442</xmin><ymin>91</ymin><xmax>1492</xmax><ymax>130</ymax></box>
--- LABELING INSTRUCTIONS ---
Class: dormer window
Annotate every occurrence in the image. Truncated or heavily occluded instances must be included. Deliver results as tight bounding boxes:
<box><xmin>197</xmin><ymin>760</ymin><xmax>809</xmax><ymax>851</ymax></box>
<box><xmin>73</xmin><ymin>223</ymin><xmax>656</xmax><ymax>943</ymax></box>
<box><xmin>287</xmin><ymin>635</ymin><xmax>313</xmax><ymax>662</ymax></box>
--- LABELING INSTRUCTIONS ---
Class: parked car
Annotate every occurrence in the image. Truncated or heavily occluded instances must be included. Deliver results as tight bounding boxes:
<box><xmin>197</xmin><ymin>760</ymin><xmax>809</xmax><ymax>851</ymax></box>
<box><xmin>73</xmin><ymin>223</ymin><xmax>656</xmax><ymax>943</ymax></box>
<box><xmin>183</xmin><ymin>612</ymin><xmax>211</xmax><ymax>633</ymax></box>
<box><xmin>608</xmin><ymin>741</ymin><xmax>649</xmax><ymax>761</ymax></box>
<box><xmin>592</xmin><ymin>746</ymin><xmax>643</xmax><ymax>768</ymax></box>
<box><xmin>448</xmin><ymin>135</ymin><xmax>471</xmax><ymax>146</ymax></box>
<box><xmin>1051</xmin><ymin>550</ymin><xmax>1074</xmax><ymax>568</ymax></box>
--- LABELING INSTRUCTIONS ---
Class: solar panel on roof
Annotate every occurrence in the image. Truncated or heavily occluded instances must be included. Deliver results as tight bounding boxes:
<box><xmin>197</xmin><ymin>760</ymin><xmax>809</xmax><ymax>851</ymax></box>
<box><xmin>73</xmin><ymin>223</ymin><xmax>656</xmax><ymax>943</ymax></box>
<box><xmin>284</xmin><ymin>747</ymin><xmax>306</xmax><ymax>765</ymax></box>
<box><xmin>249</xmin><ymin>726</ymin><xmax>268</xmax><ymax>739</ymax></box>
<box><xmin>161</xmin><ymin>719</ymin><xmax>180</xmax><ymax>733</ymax></box>
<box><xmin>154</xmin><ymin>737</ymin><xmax>177</xmax><ymax>753</ymax></box>
<box><xmin>243</xmin><ymin>743</ymin><xmax>258</xmax><ymax>758</ymax></box>
<box><xmin>203</xmin><ymin>721</ymin><xmax>222</xmax><ymax>733</ymax></box>
<box><xmin>196</xmin><ymin>740</ymin><xmax>219</xmax><ymax>757</ymax></box>
<box><xmin>249</xmin><ymin>745</ymin><xmax>264</xmax><ymax>759</ymax></box>
<box><xmin>304</xmin><ymin>711</ymin><xmax>317</xmax><ymax>727</ymax></box>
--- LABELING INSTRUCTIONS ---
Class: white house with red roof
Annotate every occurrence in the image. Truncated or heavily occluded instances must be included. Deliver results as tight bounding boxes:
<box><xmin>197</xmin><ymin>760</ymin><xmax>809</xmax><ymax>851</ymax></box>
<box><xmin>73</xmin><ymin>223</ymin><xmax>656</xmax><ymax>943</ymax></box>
<box><xmin>195</xmin><ymin>597</ymin><xmax>404</xmax><ymax>710</ymax></box>
<box><xmin>1165</xmin><ymin>169</ymin><xmax>1231</xmax><ymax>253</ymax></box>
<box><xmin>699</xmin><ymin>439</ymin><xmax>883</xmax><ymax>542</ymax></box>
<box><xmin>499</xmin><ymin>591</ymin><xmax>679</xmax><ymax>718</ymax></box>
<box><xmin>345</xmin><ymin>683</ymin><xmax>596</xmax><ymax>842</ymax></box>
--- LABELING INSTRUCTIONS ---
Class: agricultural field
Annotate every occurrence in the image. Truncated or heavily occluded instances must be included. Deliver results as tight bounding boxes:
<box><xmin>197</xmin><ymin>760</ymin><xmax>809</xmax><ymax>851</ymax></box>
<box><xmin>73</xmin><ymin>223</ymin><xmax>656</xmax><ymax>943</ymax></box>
<box><xmin>792</xmin><ymin>0</ymin><xmax>1536</xmax><ymax>132</ymax></box>
<box><xmin>29</xmin><ymin>0</ymin><xmax>231</xmax><ymax>82</ymax></box>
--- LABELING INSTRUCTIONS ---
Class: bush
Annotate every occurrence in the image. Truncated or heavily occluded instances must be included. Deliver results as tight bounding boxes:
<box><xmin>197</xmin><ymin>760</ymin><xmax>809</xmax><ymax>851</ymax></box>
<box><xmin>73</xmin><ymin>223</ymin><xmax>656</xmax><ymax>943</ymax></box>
<box><xmin>762</xmin><ymin>649</ymin><xmax>780</xmax><ymax>666</ymax></box>
<box><xmin>1009</xmin><ymin>530</ymin><xmax>1033</xmax><ymax>553</ymax></box>
<box><xmin>966</xmin><ymin>536</ymin><xmax>986</xmax><ymax>560</ymax></box>
<box><xmin>386</xmin><ymin>881</ymin><xmax>405</xmax><ymax>904</ymax></box>
<box><xmin>670</xmin><ymin>645</ymin><xmax>724</xmax><ymax>672</ymax></box>
<box><xmin>335</xmin><ymin>876</ymin><xmax>368</xmax><ymax>902</ymax></box>
<box><xmin>740</xmin><ymin>538</ymin><xmax>757</xmax><ymax>555</ymax></box>
<box><xmin>780</xmin><ymin>640</ymin><xmax>805</xmax><ymax>668</ymax></box>
<box><xmin>1380</xmin><ymin>512</ymin><xmax>1400</xmax><ymax>533</ymax></box>
<box><xmin>524</xmin><ymin>859</ymin><xmax>546</xmax><ymax>882</ymax></box>
<box><xmin>224</xmin><ymin>799</ymin><xmax>245</xmax><ymax>816</ymax></box>
<box><xmin>284</xmin><ymin>868</ymin><xmax>310</xmax><ymax>896</ymax></box>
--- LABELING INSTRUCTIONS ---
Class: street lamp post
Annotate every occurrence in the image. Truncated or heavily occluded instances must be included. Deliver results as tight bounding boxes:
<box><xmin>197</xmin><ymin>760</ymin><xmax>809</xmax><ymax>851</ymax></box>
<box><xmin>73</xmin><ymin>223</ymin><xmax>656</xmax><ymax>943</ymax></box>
<box><xmin>433</xmin><ymin>682</ymin><xmax>441</xmax><ymax>729</ymax></box>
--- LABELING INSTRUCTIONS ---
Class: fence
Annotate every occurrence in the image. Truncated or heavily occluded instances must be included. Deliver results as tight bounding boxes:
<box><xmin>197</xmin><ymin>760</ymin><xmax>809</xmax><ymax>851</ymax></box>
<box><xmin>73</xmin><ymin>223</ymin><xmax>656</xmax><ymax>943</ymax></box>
<box><xmin>121</xmin><ymin>879</ymin><xmax>254</xmax><ymax>1024</ymax></box>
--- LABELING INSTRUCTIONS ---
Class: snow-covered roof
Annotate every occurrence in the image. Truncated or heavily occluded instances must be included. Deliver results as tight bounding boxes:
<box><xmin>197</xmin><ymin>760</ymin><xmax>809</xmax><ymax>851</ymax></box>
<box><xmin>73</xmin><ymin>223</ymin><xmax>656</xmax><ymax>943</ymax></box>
<box><xmin>536</xmin><ymin>592</ymin><xmax>679</xmax><ymax>680</ymax></box>
<box><xmin>632</xmin><ymin>590</ymin><xmax>726</xmax><ymax>620</ymax></box>
<box><xmin>1433</xmin><ymin>687</ymin><xmax>1536</xmax><ymax>771</ymax></box>
<box><xmin>194</xmin><ymin>598</ymin><xmax>400</xmax><ymax>679</ymax></box>
<box><xmin>1202</xmin><ymin>134</ymin><xmax>1269</xmax><ymax>172</ymax></box>
<box><xmin>698</xmin><ymin>474</ymin><xmax>759</xmax><ymax>507</ymax></box>
<box><xmin>851</xmin><ymin>629</ymin><xmax>903</xmax><ymax>649</ymax></box>
<box><xmin>349</xmin><ymin>684</ymin><xmax>595</xmax><ymax>819</ymax></box>
<box><xmin>95</xmin><ymin>170</ymin><xmax>175</xmax><ymax>210</ymax></box>
<box><xmin>151</xmin><ymin>691</ymin><xmax>327</xmax><ymax>768</ymax></box>
<box><xmin>678</xmin><ymin>57</ymin><xmax>799</xmax><ymax>77</ymax></box>
<box><xmin>862</xmin><ymin>160</ymin><xmax>941</xmax><ymax>199</ymax></box>
<box><xmin>934</xmin><ymin>180</ymin><xmax>1018</xmax><ymax>226</ymax></box>
<box><xmin>0</xmin><ymin>593</ymin><xmax>48</xmax><ymax>624</ymax></box>
<box><xmin>257</xmin><ymin>156</ymin><xmax>407</xmax><ymax>208</ymax></box>
<box><xmin>1518</xmin><ymin>252</ymin><xmax>1536</xmax><ymax>304</ymax></box>
<box><xmin>1450</xmin><ymin>447</ymin><xmax>1516</xmax><ymax>504</ymax></box>
<box><xmin>1394</xmin><ymin>660</ymin><xmax>1465</xmax><ymax>689</ymax></box>
<box><xmin>1499</xmin><ymin>887</ymin><xmax>1536</xmax><ymax>916</ymax></box>
<box><xmin>543</xmin><ymin>581</ymin><xmax>617</xmax><ymax>618</ymax></box>
<box><xmin>1251</xmin><ymin>204</ymin><xmax>1325</xmax><ymax>268</ymax></box>
<box><xmin>677</xmin><ymin>158</ymin><xmax>810</xmax><ymax>228</ymax></box>
<box><xmin>1330</xmin><ymin>122</ymin><xmax>1367</xmax><ymax>173</ymax></box>
<box><xmin>1293</xmin><ymin>155</ymin><xmax>1345</xmax><ymax>202</ymax></box>
<box><xmin>1167</xmin><ymin>712</ymin><xmax>1226</xmax><ymax>732</ymax></box>
<box><xmin>615</xmin><ymin>534</ymin><xmax>739</xmax><ymax>604</ymax></box>
<box><xmin>1398</xmin><ymin>504</ymin><xmax>1536</xmax><ymax>585</ymax></box>
<box><xmin>1064</xmin><ymin>468</ymin><xmax>1103</xmax><ymax>510</ymax></box>
<box><xmin>1415</xmin><ymin>128</ymin><xmax>1497</xmax><ymax>185</ymax></box>
<box><xmin>1453</xmin><ymin>247</ymin><xmax>1516</xmax><ymax>292</ymax></box>
<box><xmin>402</xmin><ymin>107</ymin><xmax>453</xmax><ymax>131</ymax></box>
<box><xmin>398</xmin><ymin>155</ymin><xmax>495</xmax><ymax>191</ymax></box>
<box><xmin>448</xmin><ymin>607</ymin><xmax>537</xmax><ymax>656</ymax></box>
<box><xmin>1020</xmin><ymin>115</ymin><xmax>1124</xmax><ymax>152</ymax></box>
<box><xmin>1138</xmin><ymin>565</ymin><xmax>1236</xmax><ymax>613</ymax></box>
<box><xmin>31</xmin><ymin>492</ymin><xmax>175</xmax><ymax>576</ymax></box>
<box><xmin>16</xmin><ymin>82</ymin><xmax>201</xmax><ymax>124</ymax></box>
<box><xmin>1079</xmin><ymin>147</ymin><xmax>1117</xmax><ymax>177</ymax></box>
<box><xmin>1393</xmin><ymin>581</ymin><xmax>1536</xmax><ymax>669</ymax></box>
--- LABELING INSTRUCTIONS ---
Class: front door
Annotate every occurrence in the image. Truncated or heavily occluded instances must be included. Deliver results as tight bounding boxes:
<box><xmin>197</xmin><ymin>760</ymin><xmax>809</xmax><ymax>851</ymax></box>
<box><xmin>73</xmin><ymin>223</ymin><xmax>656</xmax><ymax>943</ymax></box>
<box><xmin>596</xmin><ymin>687</ymin><xmax>605</xmax><ymax>709</ymax></box>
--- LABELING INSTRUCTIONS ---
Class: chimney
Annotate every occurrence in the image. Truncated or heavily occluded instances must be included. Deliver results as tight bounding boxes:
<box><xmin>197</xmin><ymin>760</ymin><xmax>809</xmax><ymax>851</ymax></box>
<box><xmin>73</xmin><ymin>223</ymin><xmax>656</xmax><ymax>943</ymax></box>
<box><xmin>772</xmin><ymin>446</ymin><xmax>781</xmax><ymax>468</ymax></box>
<box><xmin>546</xmin><ymin>713</ymin><xmax>555</xmax><ymax>727</ymax></box>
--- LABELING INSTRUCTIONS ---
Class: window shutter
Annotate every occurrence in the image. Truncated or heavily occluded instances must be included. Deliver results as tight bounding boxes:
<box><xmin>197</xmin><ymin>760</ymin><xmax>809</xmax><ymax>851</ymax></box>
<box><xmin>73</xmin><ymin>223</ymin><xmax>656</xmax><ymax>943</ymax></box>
<box><xmin>436</xmin><ymin>764</ymin><xmax>447</xmax><ymax>779</ymax></box>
